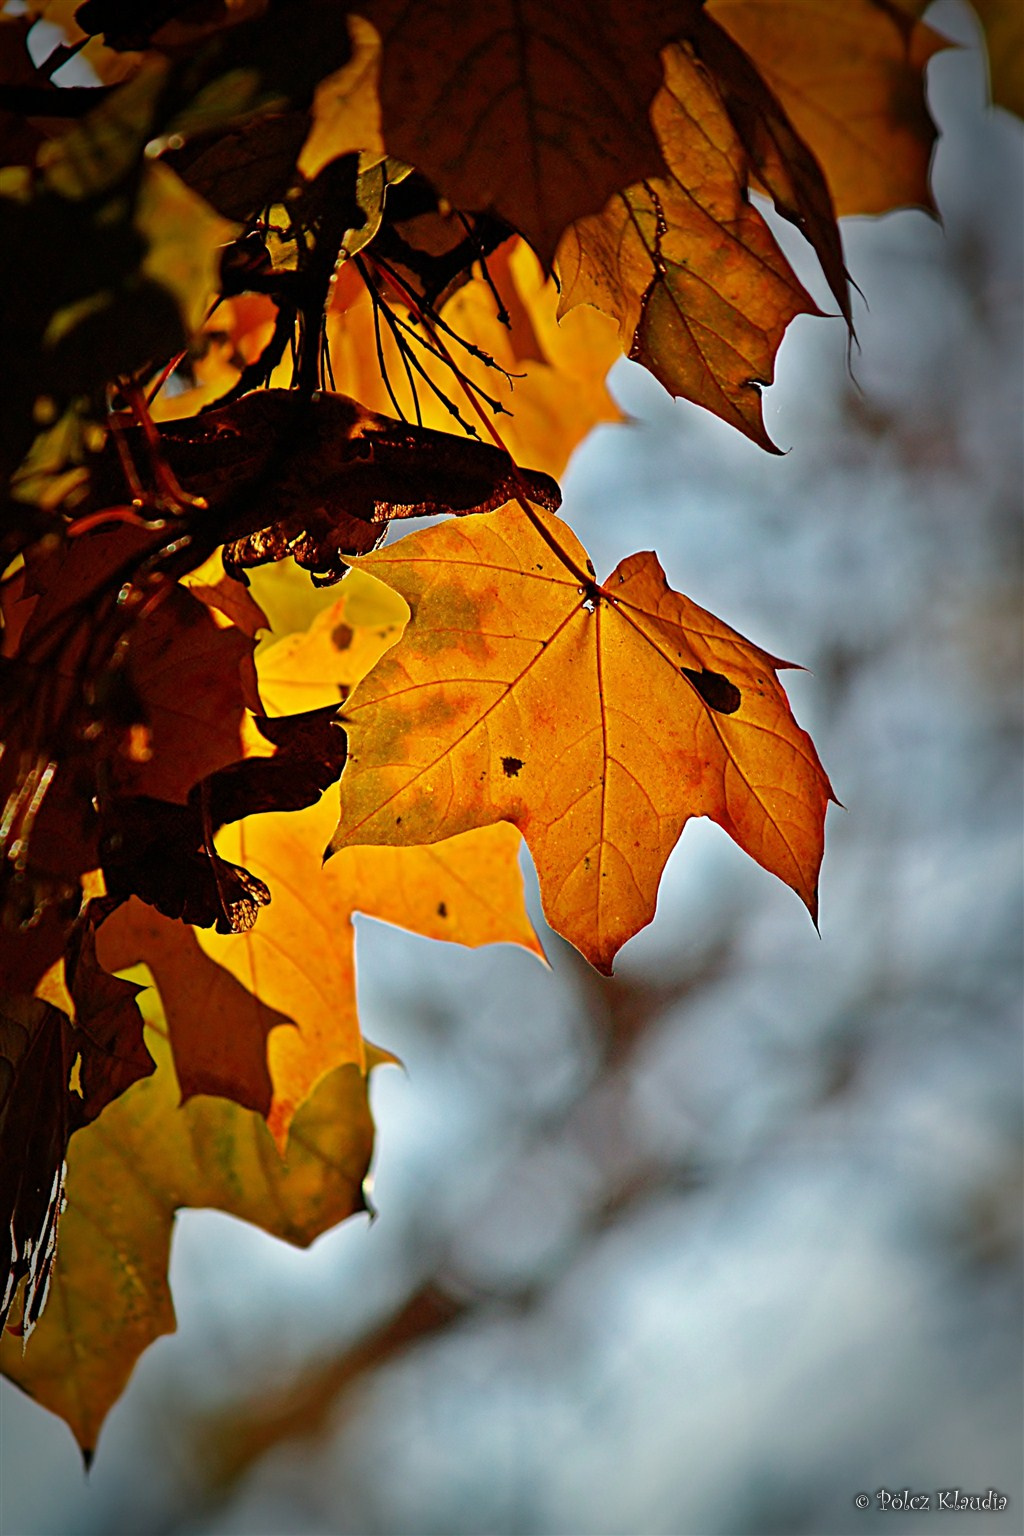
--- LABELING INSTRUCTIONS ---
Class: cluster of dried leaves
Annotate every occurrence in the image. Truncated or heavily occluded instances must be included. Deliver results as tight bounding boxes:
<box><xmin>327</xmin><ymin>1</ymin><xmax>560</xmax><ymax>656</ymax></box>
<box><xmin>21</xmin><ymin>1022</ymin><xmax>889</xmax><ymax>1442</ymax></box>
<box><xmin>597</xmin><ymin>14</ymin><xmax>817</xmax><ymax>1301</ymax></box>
<box><xmin>0</xmin><ymin>0</ymin><xmax>1007</xmax><ymax>1459</ymax></box>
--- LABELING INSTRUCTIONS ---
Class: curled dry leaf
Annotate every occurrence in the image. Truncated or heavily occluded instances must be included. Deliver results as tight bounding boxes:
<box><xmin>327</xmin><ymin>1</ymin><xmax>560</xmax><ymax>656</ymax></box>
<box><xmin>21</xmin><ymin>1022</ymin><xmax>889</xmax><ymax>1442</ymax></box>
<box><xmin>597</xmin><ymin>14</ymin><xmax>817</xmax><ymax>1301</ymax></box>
<box><xmin>330</xmin><ymin>508</ymin><xmax>836</xmax><ymax>974</ymax></box>
<box><xmin>0</xmin><ymin>995</ymin><xmax>75</xmax><ymax>1341</ymax></box>
<box><xmin>86</xmin><ymin>390</ymin><xmax>561</xmax><ymax>586</ymax></box>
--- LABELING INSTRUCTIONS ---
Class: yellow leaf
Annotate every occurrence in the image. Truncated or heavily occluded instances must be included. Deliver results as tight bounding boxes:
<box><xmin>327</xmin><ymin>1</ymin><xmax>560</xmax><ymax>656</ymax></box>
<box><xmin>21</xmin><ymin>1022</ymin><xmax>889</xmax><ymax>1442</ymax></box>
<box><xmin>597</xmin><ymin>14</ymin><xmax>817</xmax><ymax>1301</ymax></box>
<box><xmin>137</xmin><ymin>163</ymin><xmax>239</xmax><ymax>338</ymax></box>
<box><xmin>299</xmin><ymin>14</ymin><xmax>386</xmax><ymax>178</ymax></box>
<box><xmin>327</xmin><ymin>237</ymin><xmax>622</xmax><ymax>479</ymax></box>
<box><xmin>364</xmin><ymin>0</ymin><xmax>702</xmax><ymax>266</ymax></box>
<box><xmin>0</xmin><ymin>1021</ymin><xmax>376</xmax><ymax>1457</ymax></box>
<box><xmin>709</xmin><ymin>0</ymin><xmax>950</xmax><ymax>216</ymax></box>
<box><xmin>331</xmin><ymin>508</ymin><xmax>835</xmax><ymax>973</ymax></box>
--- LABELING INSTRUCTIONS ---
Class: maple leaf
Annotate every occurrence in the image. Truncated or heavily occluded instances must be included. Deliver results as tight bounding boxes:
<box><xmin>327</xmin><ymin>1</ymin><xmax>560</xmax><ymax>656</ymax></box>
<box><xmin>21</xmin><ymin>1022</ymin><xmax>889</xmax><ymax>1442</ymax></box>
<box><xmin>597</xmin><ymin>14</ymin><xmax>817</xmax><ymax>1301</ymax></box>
<box><xmin>363</xmin><ymin>0</ymin><xmax>704</xmax><ymax>268</ymax></box>
<box><xmin>709</xmin><ymin>0</ymin><xmax>950</xmax><ymax>217</ymax></box>
<box><xmin>0</xmin><ymin>1020</ymin><xmax>379</xmax><ymax>1459</ymax></box>
<box><xmin>330</xmin><ymin>508</ymin><xmax>835</xmax><ymax>974</ymax></box>
<box><xmin>556</xmin><ymin>42</ymin><xmax>819</xmax><ymax>451</ymax></box>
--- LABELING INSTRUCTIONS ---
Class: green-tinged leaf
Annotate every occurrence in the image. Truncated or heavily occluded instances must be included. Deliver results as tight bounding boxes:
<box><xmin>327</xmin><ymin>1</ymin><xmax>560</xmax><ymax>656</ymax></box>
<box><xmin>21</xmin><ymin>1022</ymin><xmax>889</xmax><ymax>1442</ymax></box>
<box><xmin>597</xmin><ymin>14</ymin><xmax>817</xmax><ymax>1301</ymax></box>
<box><xmin>0</xmin><ymin>1019</ymin><xmax>378</xmax><ymax>1457</ymax></box>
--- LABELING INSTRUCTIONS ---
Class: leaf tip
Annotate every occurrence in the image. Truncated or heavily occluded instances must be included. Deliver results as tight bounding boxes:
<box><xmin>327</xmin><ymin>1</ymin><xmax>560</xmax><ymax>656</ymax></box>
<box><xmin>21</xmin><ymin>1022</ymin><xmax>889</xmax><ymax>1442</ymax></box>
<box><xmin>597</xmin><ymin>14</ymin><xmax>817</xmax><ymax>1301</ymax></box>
<box><xmin>529</xmin><ymin>936</ymin><xmax>552</xmax><ymax>970</ymax></box>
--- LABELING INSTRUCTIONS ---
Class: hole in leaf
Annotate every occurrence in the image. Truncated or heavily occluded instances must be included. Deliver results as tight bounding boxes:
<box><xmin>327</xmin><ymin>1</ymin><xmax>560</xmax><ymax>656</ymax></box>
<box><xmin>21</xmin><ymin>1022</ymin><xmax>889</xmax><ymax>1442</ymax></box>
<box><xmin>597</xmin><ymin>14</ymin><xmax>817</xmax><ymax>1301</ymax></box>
<box><xmin>682</xmin><ymin>668</ymin><xmax>741</xmax><ymax>714</ymax></box>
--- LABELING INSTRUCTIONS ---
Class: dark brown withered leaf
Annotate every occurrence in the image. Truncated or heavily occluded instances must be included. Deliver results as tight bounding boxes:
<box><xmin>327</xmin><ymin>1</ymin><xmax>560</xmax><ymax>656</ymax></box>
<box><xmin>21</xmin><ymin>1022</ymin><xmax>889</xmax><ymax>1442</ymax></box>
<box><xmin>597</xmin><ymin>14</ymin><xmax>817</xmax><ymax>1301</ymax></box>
<box><xmin>86</xmin><ymin>390</ymin><xmax>562</xmax><ymax>587</ymax></box>
<box><xmin>163</xmin><ymin>111</ymin><xmax>312</xmax><ymax>223</ymax></box>
<box><xmin>100</xmin><ymin>794</ymin><xmax>271</xmax><ymax>934</ymax></box>
<box><xmin>101</xmin><ymin>706</ymin><xmax>347</xmax><ymax>934</ymax></box>
<box><xmin>64</xmin><ymin>907</ymin><xmax>155</xmax><ymax>1129</ymax></box>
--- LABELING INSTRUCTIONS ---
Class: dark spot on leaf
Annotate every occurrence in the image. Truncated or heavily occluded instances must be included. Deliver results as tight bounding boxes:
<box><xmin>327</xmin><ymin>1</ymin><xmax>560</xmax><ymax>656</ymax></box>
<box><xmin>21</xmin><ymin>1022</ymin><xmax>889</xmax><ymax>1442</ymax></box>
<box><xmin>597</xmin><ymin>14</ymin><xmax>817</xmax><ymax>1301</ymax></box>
<box><xmin>437</xmin><ymin>902</ymin><xmax>447</xmax><ymax>918</ymax></box>
<box><xmin>501</xmin><ymin>756</ymin><xmax>524</xmax><ymax>777</ymax></box>
<box><xmin>682</xmin><ymin>667</ymin><xmax>741</xmax><ymax>714</ymax></box>
<box><xmin>331</xmin><ymin>622</ymin><xmax>354</xmax><ymax>651</ymax></box>
<box><xmin>396</xmin><ymin>816</ymin><xmax>402</xmax><ymax>825</ymax></box>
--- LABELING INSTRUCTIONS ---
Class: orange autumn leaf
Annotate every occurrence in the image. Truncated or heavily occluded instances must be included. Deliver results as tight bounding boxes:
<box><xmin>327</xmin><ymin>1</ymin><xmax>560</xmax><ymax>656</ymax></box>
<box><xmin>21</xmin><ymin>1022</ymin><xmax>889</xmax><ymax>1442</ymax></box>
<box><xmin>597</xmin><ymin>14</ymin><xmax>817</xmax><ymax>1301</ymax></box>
<box><xmin>330</xmin><ymin>508</ymin><xmax>835</xmax><ymax>974</ymax></box>
<box><xmin>556</xmin><ymin>42</ymin><xmax>818</xmax><ymax>451</ymax></box>
<box><xmin>96</xmin><ymin>901</ymin><xmax>291</xmax><ymax>1118</ymax></box>
<box><xmin>709</xmin><ymin>0</ymin><xmax>950</xmax><ymax>217</ymax></box>
<box><xmin>7</xmin><ymin>528</ymin><xmax>260</xmax><ymax>806</ymax></box>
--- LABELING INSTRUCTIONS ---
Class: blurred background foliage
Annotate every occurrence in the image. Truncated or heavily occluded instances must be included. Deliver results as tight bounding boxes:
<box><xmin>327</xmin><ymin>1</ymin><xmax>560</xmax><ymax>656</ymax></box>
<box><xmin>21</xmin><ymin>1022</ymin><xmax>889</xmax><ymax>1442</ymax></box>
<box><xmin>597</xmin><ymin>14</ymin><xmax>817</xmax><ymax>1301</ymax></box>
<box><xmin>1</xmin><ymin>3</ymin><xmax>1021</xmax><ymax>1532</ymax></box>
